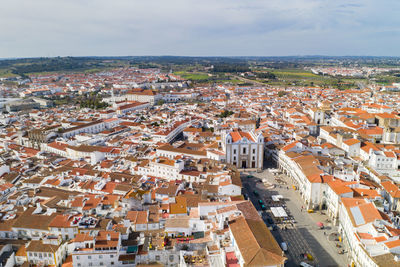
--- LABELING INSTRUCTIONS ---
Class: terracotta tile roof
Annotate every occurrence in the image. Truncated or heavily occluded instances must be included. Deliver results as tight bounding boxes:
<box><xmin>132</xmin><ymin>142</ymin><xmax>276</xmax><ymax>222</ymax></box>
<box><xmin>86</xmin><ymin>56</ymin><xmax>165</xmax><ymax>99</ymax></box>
<box><xmin>352</xmin><ymin>188</ymin><xmax>380</xmax><ymax>199</ymax></box>
<box><xmin>49</xmin><ymin>214</ymin><xmax>75</xmax><ymax>228</ymax></box>
<box><xmin>13</xmin><ymin>207</ymin><xmax>58</xmax><ymax>230</ymax></box>
<box><xmin>281</xmin><ymin>141</ymin><xmax>299</xmax><ymax>152</ymax></box>
<box><xmin>229</xmin><ymin>216</ymin><xmax>286</xmax><ymax>266</ymax></box>
<box><xmin>169</xmin><ymin>196</ymin><xmax>187</xmax><ymax>214</ymax></box>
<box><xmin>26</xmin><ymin>240</ymin><xmax>60</xmax><ymax>253</ymax></box>
<box><xmin>230</xmin><ymin>130</ymin><xmax>255</xmax><ymax>142</ymax></box>
<box><xmin>328</xmin><ymin>180</ymin><xmax>353</xmax><ymax>195</ymax></box>
<box><xmin>343</xmin><ymin>138</ymin><xmax>360</xmax><ymax>146</ymax></box>
<box><xmin>381</xmin><ymin>181</ymin><xmax>400</xmax><ymax>198</ymax></box>
<box><xmin>95</xmin><ymin>230</ymin><xmax>120</xmax><ymax>248</ymax></box>
<box><xmin>126</xmin><ymin>211</ymin><xmax>148</xmax><ymax>224</ymax></box>
<box><xmin>384</xmin><ymin>239</ymin><xmax>400</xmax><ymax>249</ymax></box>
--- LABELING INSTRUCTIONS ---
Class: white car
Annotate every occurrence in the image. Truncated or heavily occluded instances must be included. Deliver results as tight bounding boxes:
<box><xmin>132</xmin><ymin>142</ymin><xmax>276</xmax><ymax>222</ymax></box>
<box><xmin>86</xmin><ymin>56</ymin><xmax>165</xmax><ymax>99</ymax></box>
<box><xmin>299</xmin><ymin>262</ymin><xmax>313</xmax><ymax>267</ymax></box>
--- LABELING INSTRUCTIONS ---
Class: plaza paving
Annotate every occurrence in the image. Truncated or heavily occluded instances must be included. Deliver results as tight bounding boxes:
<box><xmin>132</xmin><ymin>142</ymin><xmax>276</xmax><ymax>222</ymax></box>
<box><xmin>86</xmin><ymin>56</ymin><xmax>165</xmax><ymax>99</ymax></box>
<box><xmin>242</xmin><ymin>168</ymin><xmax>349</xmax><ymax>267</ymax></box>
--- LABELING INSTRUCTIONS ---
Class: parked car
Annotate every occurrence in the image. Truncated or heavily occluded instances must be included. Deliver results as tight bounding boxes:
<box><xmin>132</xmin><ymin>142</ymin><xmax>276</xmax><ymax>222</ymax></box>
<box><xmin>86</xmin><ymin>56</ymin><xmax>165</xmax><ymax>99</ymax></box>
<box><xmin>258</xmin><ymin>199</ymin><xmax>264</xmax><ymax>204</ymax></box>
<box><xmin>261</xmin><ymin>204</ymin><xmax>267</xmax><ymax>210</ymax></box>
<box><xmin>299</xmin><ymin>262</ymin><xmax>313</xmax><ymax>267</ymax></box>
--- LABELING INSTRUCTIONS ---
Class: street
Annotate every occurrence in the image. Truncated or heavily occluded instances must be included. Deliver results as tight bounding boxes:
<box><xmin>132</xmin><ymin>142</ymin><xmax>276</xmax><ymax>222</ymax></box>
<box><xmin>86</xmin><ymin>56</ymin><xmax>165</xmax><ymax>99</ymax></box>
<box><xmin>241</xmin><ymin>168</ymin><xmax>348</xmax><ymax>267</ymax></box>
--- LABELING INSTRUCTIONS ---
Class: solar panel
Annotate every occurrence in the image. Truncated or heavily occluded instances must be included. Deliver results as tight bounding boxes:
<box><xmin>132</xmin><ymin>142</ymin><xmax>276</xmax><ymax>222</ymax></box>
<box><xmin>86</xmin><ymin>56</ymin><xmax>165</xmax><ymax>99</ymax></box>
<box><xmin>350</xmin><ymin>206</ymin><xmax>365</xmax><ymax>226</ymax></box>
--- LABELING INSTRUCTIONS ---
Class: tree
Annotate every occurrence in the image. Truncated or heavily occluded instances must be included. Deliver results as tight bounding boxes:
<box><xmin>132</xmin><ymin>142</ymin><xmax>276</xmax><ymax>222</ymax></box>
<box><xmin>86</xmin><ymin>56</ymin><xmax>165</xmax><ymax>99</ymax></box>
<box><xmin>278</xmin><ymin>91</ymin><xmax>286</xmax><ymax>97</ymax></box>
<box><xmin>156</xmin><ymin>99</ymin><xmax>165</xmax><ymax>106</ymax></box>
<box><xmin>256</xmin><ymin>72</ymin><xmax>276</xmax><ymax>79</ymax></box>
<box><xmin>218</xmin><ymin>110</ymin><xmax>234</xmax><ymax>118</ymax></box>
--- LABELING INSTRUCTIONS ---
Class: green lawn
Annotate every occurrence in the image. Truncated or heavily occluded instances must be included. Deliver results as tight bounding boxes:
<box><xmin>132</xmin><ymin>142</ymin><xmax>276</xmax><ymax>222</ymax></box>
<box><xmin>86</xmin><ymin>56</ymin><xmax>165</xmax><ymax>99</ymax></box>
<box><xmin>173</xmin><ymin>71</ymin><xmax>210</xmax><ymax>81</ymax></box>
<box><xmin>266</xmin><ymin>69</ymin><xmax>321</xmax><ymax>79</ymax></box>
<box><xmin>0</xmin><ymin>70</ymin><xmax>18</xmax><ymax>78</ymax></box>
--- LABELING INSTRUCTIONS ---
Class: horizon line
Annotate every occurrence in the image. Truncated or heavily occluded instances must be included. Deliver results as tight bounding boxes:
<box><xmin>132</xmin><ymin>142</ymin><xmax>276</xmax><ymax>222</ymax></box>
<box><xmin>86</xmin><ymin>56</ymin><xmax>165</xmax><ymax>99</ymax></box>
<box><xmin>1</xmin><ymin>55</ymin><xmax>400</xmax><ymax>60</ymax></box>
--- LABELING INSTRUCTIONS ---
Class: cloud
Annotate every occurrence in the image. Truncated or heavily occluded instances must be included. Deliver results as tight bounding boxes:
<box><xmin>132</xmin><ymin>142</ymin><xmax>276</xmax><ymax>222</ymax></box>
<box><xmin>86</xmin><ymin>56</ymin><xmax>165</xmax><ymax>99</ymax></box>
<box><xmin>0</xmin><ymin>0</ymin><xmax>399</xmax><ymax>57</ymax></box>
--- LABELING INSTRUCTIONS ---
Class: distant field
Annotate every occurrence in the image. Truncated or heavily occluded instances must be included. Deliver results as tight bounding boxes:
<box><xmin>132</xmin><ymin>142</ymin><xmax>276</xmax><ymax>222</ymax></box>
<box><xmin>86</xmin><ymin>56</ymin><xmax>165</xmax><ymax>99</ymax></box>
<box><xmin>219</xmin><ymin>79</ymin><xmax>242</xmax><ymax>84</ymax></box>
<box><xmin>264</xmin><ymin>68</ymin><xmax>321</xmax><ymax>78</ymax></box>
<box><xmin>0</xmin><ymin>70</ymin><xmax>18</xmax><ymax>78</ymax></box>
<box><xmin>174</xmin><ymin>71</ymin><xmax>210</xmax><ymax>81</ymax></box>
<box><xmin>249</xmin><ymin>68</ymin><xmax>367</xmax><ymax>89</ymax></box>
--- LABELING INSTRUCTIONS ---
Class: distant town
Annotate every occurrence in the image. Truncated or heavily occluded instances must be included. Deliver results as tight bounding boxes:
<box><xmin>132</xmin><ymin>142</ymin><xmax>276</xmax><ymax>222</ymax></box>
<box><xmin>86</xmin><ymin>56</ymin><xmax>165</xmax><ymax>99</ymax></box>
<box><xmin>0</xmin><ymin>56</ymin><xmax>400</xmax><ymax>267</ymax></box>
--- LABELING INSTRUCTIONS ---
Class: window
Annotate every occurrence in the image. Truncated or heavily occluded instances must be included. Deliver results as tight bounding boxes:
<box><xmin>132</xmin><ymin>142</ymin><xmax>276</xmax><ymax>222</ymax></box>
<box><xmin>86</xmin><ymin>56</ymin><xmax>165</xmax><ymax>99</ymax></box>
<box><xmin>243</xmin><ymin>147</ymin><xmax>246</xmax><ymax>154</ymax></box>
<box><xmin>99</xmin><ymin>255</ymin><xmax>103</xmax><ymax>259</ymax></box>
<box><xmin>233</xmin><ymin>149</ymin><xmax>237</xmax><ymax>154</ymax></box>
<box><xmin>100</xmin><ymin>263</ymin><xmax>104</xmax><ymax>266</ymax></box>
<box><xmin>89</xmin><ymin>263</ymin><xmax>93</xmax><ymax>267</ymax></box>
<box><xmin>76</xmin><ymin>256</ymin><xmax>80</xmax><ymax>260</ymax></box>
<box><xmin>88</xmin><ymin>256</ymin><xmax>92</xmax><ymax>260</ymax></box>
<box><xmin>253</xmin><ymin>149</ymin><xmax>256</xmax><ymax>154</ymax></box>
<box><xmin>111</xmin><ymin>262</ymin><xmax>114</xmax><ymax>265</ymax></box>
<box><xmin>155</xmin><ymin>255</ymin><xmax>161</xmax><ymax>261</ymax></box>
<box><xmin>169</xmin><ymin>255</ymin><xmax>175</xmax><ymax>262</ymax></box>
<box><xmin>77</xmin><ymin>264</ymin><xmax>81</xmax><ymax>267</ymax></box>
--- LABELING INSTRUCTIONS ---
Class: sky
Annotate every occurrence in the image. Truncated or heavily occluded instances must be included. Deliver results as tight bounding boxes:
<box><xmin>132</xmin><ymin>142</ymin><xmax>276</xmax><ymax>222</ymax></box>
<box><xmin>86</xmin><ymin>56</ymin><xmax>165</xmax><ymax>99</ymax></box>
<box><xmin>1</xmin><ymin>0</ymin><xmax>400</xmax><ymax>58</ymax></box>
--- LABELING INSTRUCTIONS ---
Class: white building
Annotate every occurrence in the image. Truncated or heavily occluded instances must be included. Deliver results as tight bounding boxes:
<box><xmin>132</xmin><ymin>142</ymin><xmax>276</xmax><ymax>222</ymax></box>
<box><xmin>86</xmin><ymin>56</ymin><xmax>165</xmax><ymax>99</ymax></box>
<box><xmin>116</xmin><ymin>102</ymin><xmax>150</xmax><ymax>115</ymax></box>
<box><xmin>138</xmin><ymin>157</ymin><xmax>185</xmax><ymax>181</ymax></box>
<box><xmin>338</xmin><ymin>198</ymin><xmax>400</xmax><ymax>267</ymax></box>
<box><xmin>223</xmin><ymin>130</ymin><xmax>264</xmax><ymax>169</ymax></box>
<box><xmin>369</xmin><ymin>151</ymin><xmax>397</xmax><ymax>172</ymax></box>
<box><xmin>71</xmin><ymin>231</ymin><xmax>135</xmax><ymax>267</ymax></box>
<box><xmin>325</xmin><ymin>180</ymin><xmax>354</xmax><ymax>225</ymax></box>
<box><xmin>26</xmin><ymin>239</ymin><xmax>67</xmax><ymax>267</ymax></box>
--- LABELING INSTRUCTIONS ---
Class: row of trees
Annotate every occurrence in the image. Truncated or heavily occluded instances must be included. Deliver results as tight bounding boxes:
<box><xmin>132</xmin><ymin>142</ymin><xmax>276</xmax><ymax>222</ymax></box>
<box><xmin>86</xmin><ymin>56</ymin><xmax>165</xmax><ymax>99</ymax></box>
<box><xmin>212</xmin><ymin>64</ymin><xmax>250</xmax><ymax>73</ymax></box>
<box><xmin>255</xmin><ymin>72</ymin><xmax>276</xmax><ymax>79</ymax></box>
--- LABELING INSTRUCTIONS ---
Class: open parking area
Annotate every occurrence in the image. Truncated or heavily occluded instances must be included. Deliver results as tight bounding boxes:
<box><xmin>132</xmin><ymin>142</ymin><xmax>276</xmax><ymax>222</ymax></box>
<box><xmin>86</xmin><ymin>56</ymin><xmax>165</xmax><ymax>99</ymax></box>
<box><xmin>241</xmin><ymin>168</ymin><xmax>348</xmax><ymax>267</ymax></box>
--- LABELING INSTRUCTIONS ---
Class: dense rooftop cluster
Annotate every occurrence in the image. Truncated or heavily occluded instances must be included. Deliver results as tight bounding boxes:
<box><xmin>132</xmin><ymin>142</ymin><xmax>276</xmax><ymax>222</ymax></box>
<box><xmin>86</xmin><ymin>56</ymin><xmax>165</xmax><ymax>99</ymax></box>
<box><xmin>0</xmin><ymin>66</ymin><xmax>400</xmax><ymax>267</ymax></box>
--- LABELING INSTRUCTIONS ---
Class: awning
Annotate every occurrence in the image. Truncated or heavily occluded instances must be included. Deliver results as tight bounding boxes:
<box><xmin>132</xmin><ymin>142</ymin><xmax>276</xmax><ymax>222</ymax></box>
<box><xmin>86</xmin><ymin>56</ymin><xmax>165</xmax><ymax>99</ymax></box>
<box><xmin>270</xmin><ymin>207</ymin><xmax>288</xmax><ymax>217</ymax></box>
<box><xmin>193</xmin><ymin>231</ymin><xmax>205</xmax><ymax>239</ymax></box>
<box><xmin>126</xmin><ymin>246</ymin><xmax>138</xmax><ymax>253</ymax></box>
<box><xmin>271</xmin><ymin>195</ymin><xmax>284</xmax><ymax>202</ymax></box>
